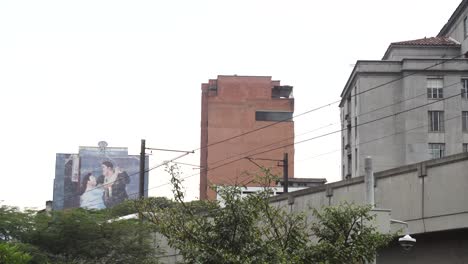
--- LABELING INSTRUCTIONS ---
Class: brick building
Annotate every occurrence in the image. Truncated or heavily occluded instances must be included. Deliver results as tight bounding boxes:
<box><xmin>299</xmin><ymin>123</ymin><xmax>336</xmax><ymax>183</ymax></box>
<box><xmin>200</xmin><ymin>75</ymin><xmax>295</xmax><ymax>200</ymax></box>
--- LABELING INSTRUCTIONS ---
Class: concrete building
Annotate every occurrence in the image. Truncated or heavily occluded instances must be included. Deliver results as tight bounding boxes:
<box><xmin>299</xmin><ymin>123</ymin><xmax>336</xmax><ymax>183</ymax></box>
<box><xmin>214</xmin><ymin>178</ymin><xmax>327</xmax><ymax>201</ymax></box>
<box><xmin>156</xmin><ymin>152</ymin><xmax>468</xmax><ymax>263</ymax></box>
<box><xmin>340</xmin><ymin>0</ymin><xmax>468</xmax><ymax>179</ymax></box>
<box><xmin>270</xmin><ymin>152</ymin><xmax>468</xmax><ymax>264</ymax></box>
<box><xmin>200</xmin><ymin>75</ymin><xmax>295</xmax><ymax>200</ymax></box>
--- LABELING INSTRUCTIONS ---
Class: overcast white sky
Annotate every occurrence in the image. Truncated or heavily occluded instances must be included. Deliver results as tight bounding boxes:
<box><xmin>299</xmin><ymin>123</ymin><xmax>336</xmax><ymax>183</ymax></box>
<box><xmin>0</xmin><ymin>0</ymin><xmax>462</xmax><ymax>209</ymax></box>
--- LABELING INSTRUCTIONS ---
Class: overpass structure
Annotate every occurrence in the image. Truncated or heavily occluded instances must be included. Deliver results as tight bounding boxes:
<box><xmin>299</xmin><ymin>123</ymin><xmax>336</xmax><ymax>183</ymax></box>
<box><xmin>270</xmin><ymin>152</ymin><xmax>468</xmax><ymax>263</ymax></box>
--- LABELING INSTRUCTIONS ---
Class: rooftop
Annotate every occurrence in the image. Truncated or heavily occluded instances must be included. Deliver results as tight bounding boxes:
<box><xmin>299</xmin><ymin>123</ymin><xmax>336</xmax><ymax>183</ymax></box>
<box><xmin>389</xmin><ymin>36</ymin><xmax>460</xmax><ymax>47</ymax></box>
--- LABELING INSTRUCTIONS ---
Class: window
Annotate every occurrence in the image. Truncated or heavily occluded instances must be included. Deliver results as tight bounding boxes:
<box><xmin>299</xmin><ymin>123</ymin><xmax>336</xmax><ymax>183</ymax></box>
<box><xmin>427</xmin><ymin>78</ymin><xmax>443</xmax><ymax>99</ymax></box>
<box><xmin>354</xmin><ymin>117</ymin><xmax>357</xmax><ymax>140</ymax></box>
<box><xmin>462</xmin><ymin>79</ymin><xmax>468</xmax><ymax>99</ymax></box>
<box><xmin>463</xmin><ymin>112</ymin><xmax>468</xmax><ymax>132</ymax></box>
<box><xmin>354</xmin><ymin>148</ymin><xmax>358</xmax><ymax>173</ymax></box>
<box><xmin>428</xmin><ymin>111</ymin><xmax>445</xmax><ymax>132</ymax></box>
<box><xmin>429</xmin><ymin>143</ymin><xmax>445</xmax><ymax>159</ymax></box>
<box><xmin>255</xmin><ymin>111</ymin><xmax>293</xmax><ymax>122</ymax></box>
<box><xmin>347</xmin><ymin>155</ymin><xmax>352</xmax><ymax>177</ymax></box>
<box><xmin>342</xmin><ymin>137</ymin><xmax>345</xmax><ymax>156</ymax></box>
<box><xmin>463</xmin><ymin>143</ymin><xmax>468</xmax><ymax>153</ymax></box>
<box><xmin>347</xmin><ymin>96</ymin><xmax>351</xmax><ymax>116</ymax></box>
<box><xmin>465</xmin><ymin>17</ymin><xmax>468</xmax><ymax>39</ymax></box>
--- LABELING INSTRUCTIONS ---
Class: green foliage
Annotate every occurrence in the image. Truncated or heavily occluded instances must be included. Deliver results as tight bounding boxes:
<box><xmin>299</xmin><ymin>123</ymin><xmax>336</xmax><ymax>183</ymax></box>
<box><xmin>0</xmin><ymin>206</ymin><xmax>34</xmax><ymax>242</ymax></box>
<box><xmin>309</xmin><ymin>204</ymin><xmax>394</xmax><ymax>264</ymax></box>
<box><xmin>0</xmin><ymin>243</ymin><xmax>32</xmax><ymax>264</ymax></box>
<box><xmin>136</xmin><ymin>165</ymin><xmax>393</xmax><ymax>264</ymax></box>
<box><xmin>28</xmin><ymin>208</ymin><xmax>159</xmax><ymax>263</ymax></box>
<box><xmin>0</xmin><ymin>204</ymin><xmax>161</xmax><ymax>263</ymax></box>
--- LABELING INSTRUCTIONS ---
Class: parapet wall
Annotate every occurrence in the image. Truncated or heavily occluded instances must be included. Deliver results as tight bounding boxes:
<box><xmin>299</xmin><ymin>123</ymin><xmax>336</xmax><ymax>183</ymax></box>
<box><xmin>270</xmin><ymin>152</ymin><xmax>468</xmax><ymax>235</ymax></box>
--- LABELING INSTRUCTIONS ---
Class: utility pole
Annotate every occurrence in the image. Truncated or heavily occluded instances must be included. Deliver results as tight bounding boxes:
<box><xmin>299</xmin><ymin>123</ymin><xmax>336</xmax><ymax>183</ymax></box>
<box><xmin>246</xmin><ymin>153</ymin><xmax>289</xmax><ymax>193</ymax></box>
<box><xmin>365</xmin><ymin>156</ymin><xmax>376</xmax><ymax>264</ymax></box>
<box><xmin>139</xmin><ymin>139</ymin><xmax>146</xmax><ymax>199</ymax></box>
<box><xmin>283</xmin><ymin>153</ymin><xmax>289</xmax><ymax>194</ymax></box>
<box><xmin>364</xmin><ymin>156</ymin><xmax>375</xmax><ymax>208</ymax></box>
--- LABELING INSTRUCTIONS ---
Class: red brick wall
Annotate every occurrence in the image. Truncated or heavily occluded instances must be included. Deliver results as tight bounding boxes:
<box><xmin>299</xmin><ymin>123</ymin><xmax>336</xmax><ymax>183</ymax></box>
<box><xmin>200</xmin><ymin>76</ymin><xmax>294</xmax><ymax>200</ymax></box>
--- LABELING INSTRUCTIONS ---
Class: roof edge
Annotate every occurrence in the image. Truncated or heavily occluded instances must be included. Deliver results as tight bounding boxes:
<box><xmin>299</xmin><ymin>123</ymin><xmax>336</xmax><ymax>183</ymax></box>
<box><xmin>438</xmin><ymin>0</ymin><xmax>468</xmax><ymax>36</ymax></box>
<box><xmin>382</xmin><ymin>43</ymin><xmax>461</xmax><ymax>60</ymax></box>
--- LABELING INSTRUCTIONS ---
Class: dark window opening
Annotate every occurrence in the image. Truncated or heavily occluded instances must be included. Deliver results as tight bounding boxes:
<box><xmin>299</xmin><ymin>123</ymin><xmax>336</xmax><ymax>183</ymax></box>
<box><xmin>208</xmin><ymin>80</ymin><xmax>218</xmax><ymax>96</ymax></box>
<box><xmin>464</xmin><ymin>17</ymin><xmax>468</xmax><ymax>39</ymax></box>
<box><xmin>462</xmin><ymin>111</ymin><xmax>468</xmax><ymax>132</ymax></box>
<box><xmin>255</xmin><ymin>111</ymin><xmax>293</xmax><ymax>122</ymax></box>
<box><xmin>272</xmin><ymin>85</ymin><xmax>293</xmax><ymax>99</ymax></box>
<box><xmin>428</xmin><ymin>111</ymin><xmax>445</xmax><ymax>132</ymax></box>
<box><xmin>462</xmin><ymin>79</ymin><xmax>468</xmax><ymax>99</ymax></box>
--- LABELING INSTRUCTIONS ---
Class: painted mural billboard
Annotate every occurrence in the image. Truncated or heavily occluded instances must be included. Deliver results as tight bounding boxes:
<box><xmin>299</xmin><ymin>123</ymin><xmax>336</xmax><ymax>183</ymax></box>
<box><xmin>53</xmin><ymin>144</ymin><xmax>148</xmax><ymax>210</ymax></box>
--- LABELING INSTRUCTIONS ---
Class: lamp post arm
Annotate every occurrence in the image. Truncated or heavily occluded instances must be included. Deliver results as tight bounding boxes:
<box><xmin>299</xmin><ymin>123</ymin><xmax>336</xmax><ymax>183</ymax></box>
<box><xmin>390</xmin><ymin>219</ymin><xmax>409</xmax><ymax>234</ymax></box>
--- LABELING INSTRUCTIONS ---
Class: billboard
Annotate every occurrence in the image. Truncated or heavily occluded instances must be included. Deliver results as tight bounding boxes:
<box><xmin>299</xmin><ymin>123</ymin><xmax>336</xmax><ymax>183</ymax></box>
<box><xmin>53</xmin><ymin>145</ymin><xmax>148</xmax><ymax>210</ymax></box>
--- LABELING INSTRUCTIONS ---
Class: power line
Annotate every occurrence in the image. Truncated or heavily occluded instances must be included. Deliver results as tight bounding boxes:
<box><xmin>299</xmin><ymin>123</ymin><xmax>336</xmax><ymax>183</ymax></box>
<box><xmin>205</xmin><ymin>80</ymin><xmax>463</xmax><ymax>172</ymax></box>
<box><xmin>208</xmin><ymin>122</ymin><xmax>338</xmax><ymax>166</ymax></box>
<box><xmin>147</xmin><ymin>89</ymin><xmax>467</xmax><ymax>190</ymax></box>
<box><xmin>208</xmin><ymin>80</ymin><xmax>462</xmax><ymax>168</ymax></box>
<box><xmin>193</xmin><ymin>54</ymin><xmax>466</xmax><ymax>153</ymax></box>
<box><xmin>53</xmin><ymin>152</ymin><xmax>191</xmax><ymax>208</ymax></box>
<box><xmin>48</xmin><ymin>55</ymin><xmax>467</xmax><ymax>210</ymax></box>
<box><xmin>295</xmin><ymin>113</ymin><xmax>464</xmax><ymax>164</ymax></box>
<box><xmin>194</xmin><ymin>101</ymin><xmax>338</xmax><ymax>152</ymax></box>
<box><xmin>70</xmin><ymin>112</ymin><xmax>467</xmax><ymax>208</ymax></box>
<box><xmin>352</xmin><ymin>81</ymin><xmax>461</xmax><ymax>120</ymax></box>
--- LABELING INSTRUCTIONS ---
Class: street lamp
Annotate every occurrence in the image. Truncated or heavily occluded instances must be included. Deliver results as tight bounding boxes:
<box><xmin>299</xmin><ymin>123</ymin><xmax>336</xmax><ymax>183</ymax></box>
<box><xmin>390</xmin><ymin>219</ymin><xmax>416</xmax><ymax>251</ymax></box>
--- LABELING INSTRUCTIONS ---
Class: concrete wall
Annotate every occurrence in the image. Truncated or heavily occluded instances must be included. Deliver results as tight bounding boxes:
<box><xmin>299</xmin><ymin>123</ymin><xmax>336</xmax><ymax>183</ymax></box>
<box><xmin>377</xmin><ymin>228</ymin><xmax>468</xmax><ymax>264</ymax></box>
<box><xmin>154</xmin><ymin>233</ymin><xmax>182</xmax><ymax>264</ymax></box>
<box><xmin>440</xmin><ymin>0</ymin><xmax>468</xmax><ymax>55</ymax></box>
<box><xmin>270</xmin><ymin>153</ymin><xmax>468</xmax><ymax>263</ymax></box>
<box><xmin>340</xmin><ymin>58</ymin><xmax>468</xmax><ymax>179</ymax></box>
<box><xmin>156</xmin><ymin>153</ymin><xmax>468</xmax><ymax>263</ymax></box>
<box><xmin>200</xmin><ymin>76</ymin><xmax>295</xmax><ymax>200</ymax></box>
<box><xmin>271</xmin><ymin>152</ymin><xmax>468</xmax><ymax>233</ymax></box>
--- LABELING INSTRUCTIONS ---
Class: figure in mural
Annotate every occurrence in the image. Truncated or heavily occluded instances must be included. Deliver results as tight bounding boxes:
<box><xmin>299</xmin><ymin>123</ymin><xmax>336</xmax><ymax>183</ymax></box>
<box><xmin>99</xmin><ymin>161</ymin><xmax>130</xmax><ymax>208</ymax></box>
<box><xmin>79</xmin><ymin>173</ymin><xmax>106</xmax><ymax>209</ymax></box>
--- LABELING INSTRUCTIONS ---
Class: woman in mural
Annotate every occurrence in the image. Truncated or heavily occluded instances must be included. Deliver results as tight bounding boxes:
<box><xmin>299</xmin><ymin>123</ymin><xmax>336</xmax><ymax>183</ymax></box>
<box><xmin>100</xmin><ymin>161</ymin><xmax>130</xmax><ymax>208</ymax></box>
<box><xmin>79</xmin><ymin>173</ymin><xmax>106</xmax><ymax>209</ymax></box>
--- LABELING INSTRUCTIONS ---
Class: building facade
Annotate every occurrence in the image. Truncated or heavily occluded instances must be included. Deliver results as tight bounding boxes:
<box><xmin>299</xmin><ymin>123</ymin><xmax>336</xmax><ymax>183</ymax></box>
<box><xmin>340</xmin><ymin>0</ymin><xmax>468</xmax><ymax>179</ymax></box>
<box><xmin>200</xmin><ymin>75</ymin><xmax>295</xmax><ymax>200</ymax></box>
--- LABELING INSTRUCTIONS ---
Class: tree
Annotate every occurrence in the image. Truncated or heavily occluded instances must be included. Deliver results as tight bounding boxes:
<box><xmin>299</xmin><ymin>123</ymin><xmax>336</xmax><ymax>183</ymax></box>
<box><xmin>27</xmin><ymin>208</ymin><xmax>160</xmax><ymax>263</ymax></box>
<box><xmin>0</xmin><ymin>243</ymin><xmax>32</xmax><ymax>264</ymax></box>
<box><xmin>0</xmin><ymin>206</ymin><xmax>34</xmax><ymax>243</ymax></box>
<box><xmin>137</xmin><ymin>165</ymin><xmax>393</xmax><ymax>264</ymax></box>
<box><xmin>0</xmin><ymin>204</ymin><xmax>161</xmax><ymax>263</ymax></box>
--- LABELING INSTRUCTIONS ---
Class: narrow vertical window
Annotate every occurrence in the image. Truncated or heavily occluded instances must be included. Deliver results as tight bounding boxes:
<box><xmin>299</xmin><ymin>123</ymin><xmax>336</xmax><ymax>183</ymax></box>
<box><xmin>354</xmin><ymin>148</ymin><xmax>358</xmax><ymax>174</ymax></box>
<box><xmin>342</xmin><ymin>137</ymin><xmax>344</xmax><ymax>156</ymax></box>
<box><xmin>354</xmin><ymin>117</ymin><xmax>357</xmax><ymax>140</ymax></box>
<box><xmin>464</xmin><ymin>17</ymin><xmax>468</xmax><ymax>39</ymax></box>
<box><xmin>427</xmin><ymin>78</ymin><xmax>443</xmax><ymax>99</ymax></box>
<box><xmin>428</xmin><ymin>111</ymin><xmax>445</xmax><ymax>132</ymax></box>
<box><xmin>463</xmin><ymin>143</ymin><xmax>468</xmax><ymax>153</ymax></box>
<box><xmin>462</xmin><ymin>111</ymin><xmax>468</xmax><ymax>132</ymax></box>
<box><xmin>461</xmin><ymin>78</ymin><xmax>468</xmax><ymax>99</ymax></box>
<box><xmin>347</xmin><ymin>96</ymin><xmax>351</xmax><ymax>116</ymax></box>
<box><xmin>347</xmin><ymin>154</ymin><xmax>352</xmax><ymax>178</ymax></box>
<box><xmin>429</xmin><ymin>143</ymin><xmax>445</xmax><ymax>159</ymax></box>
